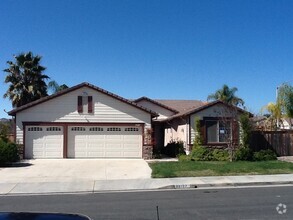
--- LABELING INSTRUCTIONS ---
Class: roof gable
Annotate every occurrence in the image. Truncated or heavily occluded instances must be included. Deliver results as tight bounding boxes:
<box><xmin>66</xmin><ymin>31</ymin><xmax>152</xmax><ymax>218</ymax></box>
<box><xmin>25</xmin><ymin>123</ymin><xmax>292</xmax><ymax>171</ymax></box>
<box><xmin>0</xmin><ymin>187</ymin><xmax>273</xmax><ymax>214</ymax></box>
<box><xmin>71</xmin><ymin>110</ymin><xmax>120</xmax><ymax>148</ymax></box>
<box><xmin>134</xmin><ymin>97</ymin><xmax>179</xmax><ymax>113</ymax></box>
<box><xmin>164</xmin><ymin>100</ymin><xmax>252</xmax><ymax>121</ymax></box>
<box><xmin>8</xmin><ymin>82</ymin><xmax>158</xmax><ymax>116</ymax></box>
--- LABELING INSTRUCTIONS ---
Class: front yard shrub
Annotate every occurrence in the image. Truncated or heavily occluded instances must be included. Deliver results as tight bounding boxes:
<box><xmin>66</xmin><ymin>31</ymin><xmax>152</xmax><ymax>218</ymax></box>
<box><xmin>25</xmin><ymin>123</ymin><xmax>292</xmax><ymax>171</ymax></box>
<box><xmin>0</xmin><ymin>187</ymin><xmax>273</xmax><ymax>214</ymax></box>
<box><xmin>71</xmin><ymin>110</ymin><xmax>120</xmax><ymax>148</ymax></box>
<box><xmin>190</xmin><ymin>147</ymin><xmax>230</xmax><ymax>161</ymax></box>
<box><xmin>162</xmin><ymin>139</ymin><xmax>185</xmax><ymax>157</ymax></box>
<box><xmin>0</xmin><ymin>140</ymin><xmax>19</xmax><ymax>166</ymax></box>
<box><xmin>190</xmin><ymin>146</ymin><xmax>212</xmax><ymax>161</ymax></box>
<box><xmin>152</xmin><ymin>147</ymin><xmax>163</xmax><ymax>159</ymax></box>
<box><xmin>234</xmin><ymin>146</ymin><xmax>253</xmax><ymax>161</ymax></box>
<box><xmin>178</xmin><ymin>154</ymin><xmax>191</xmax><ymax>162</ymax></box>
<box><xmin>253</xmin><ymin>149</ymin><xmax>277</xmax><ymax>161</ymax></box>
<box><xmin>212</xmin><ymin>149</ymin><xmax>229</xmax><ymax>161</ymax></box>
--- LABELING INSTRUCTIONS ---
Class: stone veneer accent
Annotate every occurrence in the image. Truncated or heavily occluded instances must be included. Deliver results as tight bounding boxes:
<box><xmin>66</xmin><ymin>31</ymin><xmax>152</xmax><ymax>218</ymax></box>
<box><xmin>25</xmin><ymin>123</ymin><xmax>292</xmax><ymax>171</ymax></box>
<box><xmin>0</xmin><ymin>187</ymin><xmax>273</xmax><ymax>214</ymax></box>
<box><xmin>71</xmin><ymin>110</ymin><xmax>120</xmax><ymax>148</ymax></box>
<box><xmin>142</xmin><ymin>145</ymin><xmax>153</xmax><ymax>159</ymax></box>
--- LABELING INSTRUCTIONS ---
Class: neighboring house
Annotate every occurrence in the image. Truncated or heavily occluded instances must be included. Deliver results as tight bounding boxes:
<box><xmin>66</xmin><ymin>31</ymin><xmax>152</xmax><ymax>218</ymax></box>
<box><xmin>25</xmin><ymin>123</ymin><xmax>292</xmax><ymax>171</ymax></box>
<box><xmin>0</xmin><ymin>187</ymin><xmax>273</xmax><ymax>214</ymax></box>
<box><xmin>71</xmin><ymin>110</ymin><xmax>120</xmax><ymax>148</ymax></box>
<box><xmin>279</xmin><ymin>118</ymin><xmax>293</xmax><ymax>130</ymax></box>
<box><xmin>8</xmin><ymin>82</ymin><xmax>157</xmax><ymax>159</ymax></box>
<box><xmin>134</xmin><ymin>97</ymin><xmax>251</xmax><ymax>154</ymax></box>
<box><xmin>251</xmin><ymin>116</ymin><xmax>293</xmax><ymax>131</ymax></box>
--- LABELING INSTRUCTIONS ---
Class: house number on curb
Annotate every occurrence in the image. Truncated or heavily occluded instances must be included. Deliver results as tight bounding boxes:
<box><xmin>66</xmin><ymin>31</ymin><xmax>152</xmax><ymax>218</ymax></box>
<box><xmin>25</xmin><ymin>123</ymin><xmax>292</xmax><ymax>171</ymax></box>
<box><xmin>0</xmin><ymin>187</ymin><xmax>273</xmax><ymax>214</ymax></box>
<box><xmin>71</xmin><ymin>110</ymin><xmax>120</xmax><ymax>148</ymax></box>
<box><xmin>174</xmin><ymin>184</ymin><xmax>191</xmax><ymax>189</ymax></box>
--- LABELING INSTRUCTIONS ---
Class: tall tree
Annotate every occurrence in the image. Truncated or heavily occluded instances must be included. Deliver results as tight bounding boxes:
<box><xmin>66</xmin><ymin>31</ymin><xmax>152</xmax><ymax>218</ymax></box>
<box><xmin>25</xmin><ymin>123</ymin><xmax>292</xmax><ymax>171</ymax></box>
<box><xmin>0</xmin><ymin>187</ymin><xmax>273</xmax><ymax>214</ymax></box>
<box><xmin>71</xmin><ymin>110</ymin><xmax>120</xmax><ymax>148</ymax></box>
<box><xmin>277</xmin><ymin>83</ymin><xmax>293</xmax><ymax>118</ymax></box>
<box><xmin>48</xmin><ymin>80</ymin><xmax>69</xmax><ymax>94</ymax></box>
<box><xmin>207</xmin><ymin>84</ymin><xmax>245</xmax><ymax>107</ymax></box>
<box><xmin>3</xmin><ymin>52</ymin><xmax>49</xmax><ymax>107</ymax></box>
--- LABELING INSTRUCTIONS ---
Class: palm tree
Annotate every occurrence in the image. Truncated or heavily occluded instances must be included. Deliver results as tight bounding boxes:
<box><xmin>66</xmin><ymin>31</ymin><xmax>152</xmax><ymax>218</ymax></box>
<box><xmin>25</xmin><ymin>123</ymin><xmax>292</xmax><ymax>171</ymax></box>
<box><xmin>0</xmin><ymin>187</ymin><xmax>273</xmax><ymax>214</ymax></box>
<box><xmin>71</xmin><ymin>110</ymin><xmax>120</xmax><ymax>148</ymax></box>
<box><xmin>3</xmin><ymin>52</ymin><xmax>50</xmax><ymax>107</ymax></box>
<box><xmin>261</xmin><ymin>102</ymin><xmax>282</xmax><ymax>130</ymax></box>
<box><xmin>207</xmin><ymin>84</ymin><xmax>245</xmax><ymax>107</ymax></box>
<box><xmin>48</xmin><ymin>80</ymin><xmax>69</xmax><ymax>94</ymax></box>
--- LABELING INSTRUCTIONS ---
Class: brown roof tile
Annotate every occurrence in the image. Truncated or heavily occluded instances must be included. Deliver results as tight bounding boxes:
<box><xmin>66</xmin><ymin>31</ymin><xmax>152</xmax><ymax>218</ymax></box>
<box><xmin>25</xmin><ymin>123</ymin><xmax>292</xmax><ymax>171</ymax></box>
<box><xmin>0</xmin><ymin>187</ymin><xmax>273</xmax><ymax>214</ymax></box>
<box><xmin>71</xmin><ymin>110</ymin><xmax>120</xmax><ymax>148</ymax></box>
<box><xmin>153</xmin><ymin>99</ymin><xmax>207</xmax><ymax>113</ymax></box>
<box><xmin>134</xmin><ymin>97</ymin><xmax>179</xmax><ymax>113</ymax></box>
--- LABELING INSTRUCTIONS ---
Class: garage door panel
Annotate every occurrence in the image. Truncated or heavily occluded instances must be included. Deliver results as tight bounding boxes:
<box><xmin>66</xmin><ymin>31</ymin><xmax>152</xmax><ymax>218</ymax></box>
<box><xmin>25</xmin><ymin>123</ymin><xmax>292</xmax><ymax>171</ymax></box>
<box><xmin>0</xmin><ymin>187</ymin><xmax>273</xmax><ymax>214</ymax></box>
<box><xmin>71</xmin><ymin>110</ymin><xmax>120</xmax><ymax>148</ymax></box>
<box><xmin>106</xmin><ymin>135</ymin><xmax>122</xmax><ymax>140</ymax></box>
<box><xmin>123</xmin><ymin>152</ymin><xmax>141</xmax><ymax>157</ymax></box>
<box><xmin>88</xmin><ymin>135</ymin><xmax>104</xmax><ymax>140</ymax></box>
<box><xmin>25</xmin><ymin>126</ymin><xmax>63</xmax><ymax>159</ymax></box>
<box><xmin>125</xmin><ymin>144</ymin><xmax>141</xmax><ymax>150</ymax></box>
<box><xmin>105</xmin><ymin>143</ymin><xmax>123</xmax><ymax>149</ymax></box>
<box><xmin>68</xmin><ymin>126</ymin><xmax>142</xmax><ymax>158</ymax></box>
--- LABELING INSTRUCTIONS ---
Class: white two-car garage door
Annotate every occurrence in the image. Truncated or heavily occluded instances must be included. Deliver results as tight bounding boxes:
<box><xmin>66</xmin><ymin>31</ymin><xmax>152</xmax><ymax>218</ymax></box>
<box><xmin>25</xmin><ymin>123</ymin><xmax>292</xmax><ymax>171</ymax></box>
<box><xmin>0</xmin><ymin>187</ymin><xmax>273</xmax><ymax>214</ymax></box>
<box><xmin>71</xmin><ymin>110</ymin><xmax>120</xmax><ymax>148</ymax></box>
<box><xmin>25</xmin><ymin>125</ymin><xmax>143</xmax><ymax>159</ymax></box>
<box><xmin>25</xmin><ymin>126</ymin><xmax>63</xmax><ymax>159</ymax></box>
<box><xmin>68</xmin><ymin>126</ymin><xmax>142</xmax><ymax>158</ymax></box>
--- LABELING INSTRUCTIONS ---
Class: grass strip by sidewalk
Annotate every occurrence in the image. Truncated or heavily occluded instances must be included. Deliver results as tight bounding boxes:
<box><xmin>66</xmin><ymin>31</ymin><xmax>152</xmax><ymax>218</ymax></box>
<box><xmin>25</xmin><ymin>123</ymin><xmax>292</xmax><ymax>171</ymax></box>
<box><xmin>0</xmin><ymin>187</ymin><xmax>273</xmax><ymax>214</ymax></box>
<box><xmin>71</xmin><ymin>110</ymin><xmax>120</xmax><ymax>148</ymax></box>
<box><xmin>149</xmin><ymin>161</ymin><xmax>293</xmax><ymax>178</ymax></box>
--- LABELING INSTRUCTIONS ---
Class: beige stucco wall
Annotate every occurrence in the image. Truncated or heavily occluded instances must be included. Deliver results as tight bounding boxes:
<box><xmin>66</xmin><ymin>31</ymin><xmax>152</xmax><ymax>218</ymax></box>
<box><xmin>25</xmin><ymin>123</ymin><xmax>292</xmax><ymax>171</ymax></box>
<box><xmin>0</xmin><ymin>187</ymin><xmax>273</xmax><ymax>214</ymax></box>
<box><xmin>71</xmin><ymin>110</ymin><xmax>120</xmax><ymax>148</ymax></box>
<box><xmin>164</xmin><ymin>118</ymin><xmax>190</xmax><ymax>152</ymax></box>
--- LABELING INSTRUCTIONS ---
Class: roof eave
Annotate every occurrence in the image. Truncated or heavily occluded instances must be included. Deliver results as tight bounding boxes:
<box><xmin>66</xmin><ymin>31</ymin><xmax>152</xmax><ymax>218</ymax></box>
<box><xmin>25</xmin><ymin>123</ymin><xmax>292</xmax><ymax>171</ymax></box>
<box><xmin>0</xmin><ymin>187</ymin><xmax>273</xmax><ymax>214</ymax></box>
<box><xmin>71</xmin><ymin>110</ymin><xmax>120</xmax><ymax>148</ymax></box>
<box><xmin>162</xmin><ymin>100</ymin><xmax>253</xmax><ymax>121</ymax></box>
<box><xmin>134</xmin><ymin>96</ymin><xmax>179</xmax><ymax>113</ymax></box>
<box><xmin>8</xmin><ymin>82</ymin><xmax>157</xmax><ymax>117</ymax></box>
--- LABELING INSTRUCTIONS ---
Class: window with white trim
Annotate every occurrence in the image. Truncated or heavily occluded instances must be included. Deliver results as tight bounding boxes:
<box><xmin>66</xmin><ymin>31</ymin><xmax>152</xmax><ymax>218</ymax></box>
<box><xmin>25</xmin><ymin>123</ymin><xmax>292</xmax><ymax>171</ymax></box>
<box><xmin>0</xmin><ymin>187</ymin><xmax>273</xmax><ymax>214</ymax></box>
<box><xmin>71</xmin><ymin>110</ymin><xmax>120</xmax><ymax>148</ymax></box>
<box><xmin>46</xmin><ymin>127</ymin><xmax>61</xmax><ymax>131</ymax></box>
<box><xmin>125</xmin><ymin>127</ymin><xmax>139</xmax><ymax>132</ymax></box>
<box><xmin>71</xmin><ymin>127</ymin><xmax>86</xmax><ymax>131</ymax></box>
<box><xmin>89</xmin><ymin>127</ymin><xmax>103</xmax><ymax>131</ymax></box>
<box><xmin>28</xmin><ymin>127</ymin><xmax>42</xmax><ymax>131</ymax></box>
<box><xmin>107</xmin><ymin>127</ymin><xmax>121</xmax><ymax>132</ymax></box>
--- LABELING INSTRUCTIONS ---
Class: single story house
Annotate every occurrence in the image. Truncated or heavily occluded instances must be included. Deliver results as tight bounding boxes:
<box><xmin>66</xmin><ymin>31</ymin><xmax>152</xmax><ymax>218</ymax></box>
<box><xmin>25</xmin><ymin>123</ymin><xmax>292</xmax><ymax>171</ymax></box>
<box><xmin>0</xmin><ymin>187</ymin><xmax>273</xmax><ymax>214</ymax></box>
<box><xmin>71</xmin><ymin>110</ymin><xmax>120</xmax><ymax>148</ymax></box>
<box><xmin>8</xmin><ymin>82</ymin><xmax>251</xmax><ymax>159</ymax></box>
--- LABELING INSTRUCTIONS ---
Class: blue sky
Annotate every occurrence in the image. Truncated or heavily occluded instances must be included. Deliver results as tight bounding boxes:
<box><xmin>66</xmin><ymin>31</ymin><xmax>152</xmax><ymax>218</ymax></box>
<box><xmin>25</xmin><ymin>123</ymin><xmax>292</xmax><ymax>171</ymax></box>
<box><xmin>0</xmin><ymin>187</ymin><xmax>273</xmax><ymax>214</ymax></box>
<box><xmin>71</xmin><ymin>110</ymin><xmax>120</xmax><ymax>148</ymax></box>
<box><xmin>1</xmin><ymin>0</ymin><xmax>293</xmax><ymax>118</ymax></box>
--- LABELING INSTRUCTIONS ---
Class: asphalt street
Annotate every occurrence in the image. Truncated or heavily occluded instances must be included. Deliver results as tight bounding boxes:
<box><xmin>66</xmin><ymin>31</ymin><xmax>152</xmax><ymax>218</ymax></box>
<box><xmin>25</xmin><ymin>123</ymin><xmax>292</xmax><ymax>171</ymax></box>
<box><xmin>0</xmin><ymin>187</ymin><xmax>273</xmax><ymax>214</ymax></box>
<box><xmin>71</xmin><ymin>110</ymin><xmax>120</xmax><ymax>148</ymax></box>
<box><xmin>0</xmin><ymin>186</ymin><xmax>292</xmax><ymax>219</ymax></box>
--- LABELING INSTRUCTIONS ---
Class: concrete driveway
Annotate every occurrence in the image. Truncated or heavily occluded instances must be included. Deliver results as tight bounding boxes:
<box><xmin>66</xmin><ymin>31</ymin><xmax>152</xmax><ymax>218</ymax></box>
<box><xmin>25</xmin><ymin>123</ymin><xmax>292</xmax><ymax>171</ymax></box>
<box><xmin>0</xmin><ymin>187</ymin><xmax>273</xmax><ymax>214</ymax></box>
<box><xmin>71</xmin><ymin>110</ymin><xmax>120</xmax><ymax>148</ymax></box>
<box><xmin>0</xmin><ymin>159</ymin><xmax>152</xmax><ymax>183</ymax></box>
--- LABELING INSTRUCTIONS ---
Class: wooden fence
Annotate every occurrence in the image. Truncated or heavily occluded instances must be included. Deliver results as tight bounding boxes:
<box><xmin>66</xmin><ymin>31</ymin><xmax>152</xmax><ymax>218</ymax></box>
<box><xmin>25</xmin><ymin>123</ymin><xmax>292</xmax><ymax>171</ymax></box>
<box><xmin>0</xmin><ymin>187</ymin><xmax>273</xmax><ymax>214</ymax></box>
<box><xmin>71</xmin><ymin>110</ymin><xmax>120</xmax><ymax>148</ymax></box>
<box><xmin>250</xmin><ymin>130</ymin><xmax>293</xmax><ymax>156</ymax></box>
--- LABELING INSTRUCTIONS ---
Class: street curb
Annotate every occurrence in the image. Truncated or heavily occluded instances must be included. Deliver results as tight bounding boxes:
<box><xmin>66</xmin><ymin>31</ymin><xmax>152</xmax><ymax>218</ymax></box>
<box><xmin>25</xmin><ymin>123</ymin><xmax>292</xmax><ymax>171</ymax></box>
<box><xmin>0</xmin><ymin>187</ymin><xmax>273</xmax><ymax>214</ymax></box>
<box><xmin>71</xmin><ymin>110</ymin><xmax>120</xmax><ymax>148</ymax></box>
<box><xmin>1</xmin><ymin>180</ymin><xmax>293</xmax><ymax>196</ymax></box>
<box><xmin>159</xmin><ymin>181</ymin><xmax>293</xmax><ymax>189</ymax></box>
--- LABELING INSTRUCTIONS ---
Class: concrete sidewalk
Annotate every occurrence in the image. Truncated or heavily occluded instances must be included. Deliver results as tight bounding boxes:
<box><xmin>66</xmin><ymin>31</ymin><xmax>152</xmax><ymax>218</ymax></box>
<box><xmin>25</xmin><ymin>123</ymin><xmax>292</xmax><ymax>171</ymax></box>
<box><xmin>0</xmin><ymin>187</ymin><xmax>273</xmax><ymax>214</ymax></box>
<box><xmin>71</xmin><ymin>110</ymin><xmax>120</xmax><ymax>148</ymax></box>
<box><xmin>1</xmin><ymin>174</ymin><xmax>293</xmax><ymax>195</ymax></box>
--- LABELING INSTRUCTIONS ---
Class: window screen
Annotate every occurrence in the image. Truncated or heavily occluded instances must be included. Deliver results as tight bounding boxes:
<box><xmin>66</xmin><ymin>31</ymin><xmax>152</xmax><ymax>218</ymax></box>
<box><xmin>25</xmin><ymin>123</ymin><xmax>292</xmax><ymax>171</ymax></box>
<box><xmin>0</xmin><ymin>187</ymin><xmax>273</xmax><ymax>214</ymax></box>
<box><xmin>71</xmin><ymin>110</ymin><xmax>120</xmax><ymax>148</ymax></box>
<box><xmin>206</xmin><ymin>121</ymin><xmax>217</xmax><ymax>143</ymax></box>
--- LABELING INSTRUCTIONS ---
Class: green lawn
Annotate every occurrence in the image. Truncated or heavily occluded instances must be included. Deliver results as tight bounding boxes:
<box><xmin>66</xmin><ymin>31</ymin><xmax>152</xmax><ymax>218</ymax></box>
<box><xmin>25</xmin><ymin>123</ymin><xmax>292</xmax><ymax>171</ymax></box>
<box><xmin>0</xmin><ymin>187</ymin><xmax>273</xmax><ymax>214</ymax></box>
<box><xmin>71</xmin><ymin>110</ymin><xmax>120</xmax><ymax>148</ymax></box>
<box><xmin>149</xmin><ymin>161</ymin><xmax>293</xmax><ymax>178</ymax></box>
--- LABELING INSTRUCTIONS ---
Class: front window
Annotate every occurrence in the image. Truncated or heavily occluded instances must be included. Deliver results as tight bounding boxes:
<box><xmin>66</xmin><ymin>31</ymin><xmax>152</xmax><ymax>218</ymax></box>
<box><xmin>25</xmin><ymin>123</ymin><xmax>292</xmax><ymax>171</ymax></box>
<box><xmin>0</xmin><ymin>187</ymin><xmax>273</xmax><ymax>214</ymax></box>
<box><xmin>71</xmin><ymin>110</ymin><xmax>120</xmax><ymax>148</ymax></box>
<box><xmin>206</xmin><ymin>120</ymin><xmax>231</xmax><ymax>143</ymax></box>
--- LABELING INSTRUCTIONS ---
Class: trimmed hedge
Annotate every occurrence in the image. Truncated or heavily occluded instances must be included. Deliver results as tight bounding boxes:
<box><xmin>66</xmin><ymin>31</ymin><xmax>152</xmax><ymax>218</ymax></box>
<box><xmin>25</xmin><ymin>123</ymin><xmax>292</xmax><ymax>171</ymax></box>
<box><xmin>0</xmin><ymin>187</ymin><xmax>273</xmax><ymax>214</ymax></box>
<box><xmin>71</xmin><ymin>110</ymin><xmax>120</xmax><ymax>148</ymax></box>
<box><xmin>0</xmin><ymin>140</ymin><xmax>19</xmax><ymax>166</ymax></box>
<box><xmin>234</xmin><ymin>146</ymin><xmax>253</xmax><ymax>161</ymax></box>
<box><xmin>187</xmin><ymin>146</ymin><xmax>229</xmax><ymax>161</ymax></box>
<box><xmin>253</xmin><ymin>149</ymin><xmax>277</xmax><ymax>161</ymax></box>
<box><xmin>179</xmin><ymin>146</ymin><xmax>277</xmax><ymax>162</ymax></box>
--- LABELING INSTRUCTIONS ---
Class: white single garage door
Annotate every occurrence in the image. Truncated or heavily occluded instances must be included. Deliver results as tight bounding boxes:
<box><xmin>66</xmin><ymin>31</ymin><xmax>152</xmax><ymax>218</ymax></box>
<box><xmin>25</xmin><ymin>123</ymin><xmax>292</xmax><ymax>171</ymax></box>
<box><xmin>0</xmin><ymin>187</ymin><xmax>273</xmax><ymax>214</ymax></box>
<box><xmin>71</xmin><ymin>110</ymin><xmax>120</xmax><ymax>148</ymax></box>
<box><xmin>25</xmin><ymin>126</ymin><xmax>63</xmax><ymax>159</ymax></box>
<box><xmin>68</xmin><ymin>126</ymin><xmax>142</xmax><ymax>158</ymax></box>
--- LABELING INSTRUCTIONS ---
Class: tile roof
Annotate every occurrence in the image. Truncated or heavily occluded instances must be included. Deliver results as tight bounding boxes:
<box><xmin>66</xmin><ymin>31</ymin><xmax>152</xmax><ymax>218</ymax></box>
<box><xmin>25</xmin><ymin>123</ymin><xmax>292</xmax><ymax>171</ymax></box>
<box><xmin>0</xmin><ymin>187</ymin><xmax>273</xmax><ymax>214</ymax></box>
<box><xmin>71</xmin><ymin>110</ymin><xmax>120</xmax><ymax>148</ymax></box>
<box><xmin>153</xmin><ymin>99</ymin><xmax>207</xmax><ymax>113</ymax></box>
<box><xmin>153</xmin><ymin>100</ymin><xmax>252</xmax><ymax>121</ymax></box>
<box><xmin>134</xmin><ymin>97</ymin><xmax>179</xmax><ymax>113</ymax></box>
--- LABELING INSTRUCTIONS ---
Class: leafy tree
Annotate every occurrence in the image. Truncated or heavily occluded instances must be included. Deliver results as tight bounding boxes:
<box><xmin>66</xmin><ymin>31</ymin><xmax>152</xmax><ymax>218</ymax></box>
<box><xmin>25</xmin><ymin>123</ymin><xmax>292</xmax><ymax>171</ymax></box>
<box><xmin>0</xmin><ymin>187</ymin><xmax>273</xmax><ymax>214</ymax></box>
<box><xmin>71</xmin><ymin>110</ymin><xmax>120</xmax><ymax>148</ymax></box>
<box><xmin>48</xmin><ymin>80</ymin><xmax>69</xmax><ymax>94</ymax></box>
<box><xmin>207</xmin><ymin>84</ymin><xmax>244</xmax><ymax>107</ymax></box>
<box><xmin>0</xmin><ymin>122</ymin><xmax>9</xmax><ymax>142</ymax></box>
<box><xmin>3</xmin><ymin>52</ymin><xmax>49</xmax><ymax>107</ymax></box>
<box><xmin>239</xmin><ymin>114</ymin><xmax>252</xmax><ymax>147</ymax></box>
<box><xmin>277</xmin><ymin>83</ymin><xmax>293</xmax><ymax>118</ymax></box>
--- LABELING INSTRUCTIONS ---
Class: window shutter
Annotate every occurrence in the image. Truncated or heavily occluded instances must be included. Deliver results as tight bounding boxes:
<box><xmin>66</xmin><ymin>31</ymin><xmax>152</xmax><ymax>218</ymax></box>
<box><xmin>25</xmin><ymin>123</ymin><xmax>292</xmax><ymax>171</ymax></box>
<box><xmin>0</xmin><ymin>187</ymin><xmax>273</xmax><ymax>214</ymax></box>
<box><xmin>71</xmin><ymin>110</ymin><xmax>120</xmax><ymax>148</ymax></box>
<box><xmin>78</xmin><ymin>96</ymin><xmax>83</xmax><ymax>113</ymax></box>
<box><xmin>88</xmin><ymin>96</ymin><xmax>93</xmax><ymax>113</ymax></box>
<box><xmin>200</xmin><ymin>120</ymin><xmax>206</xmax><ymax>145</ymax></box>
<box><xmin>232</xmin><ymin>120</ymin><xmax>239</xmax><ymax>145</ymax></box>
